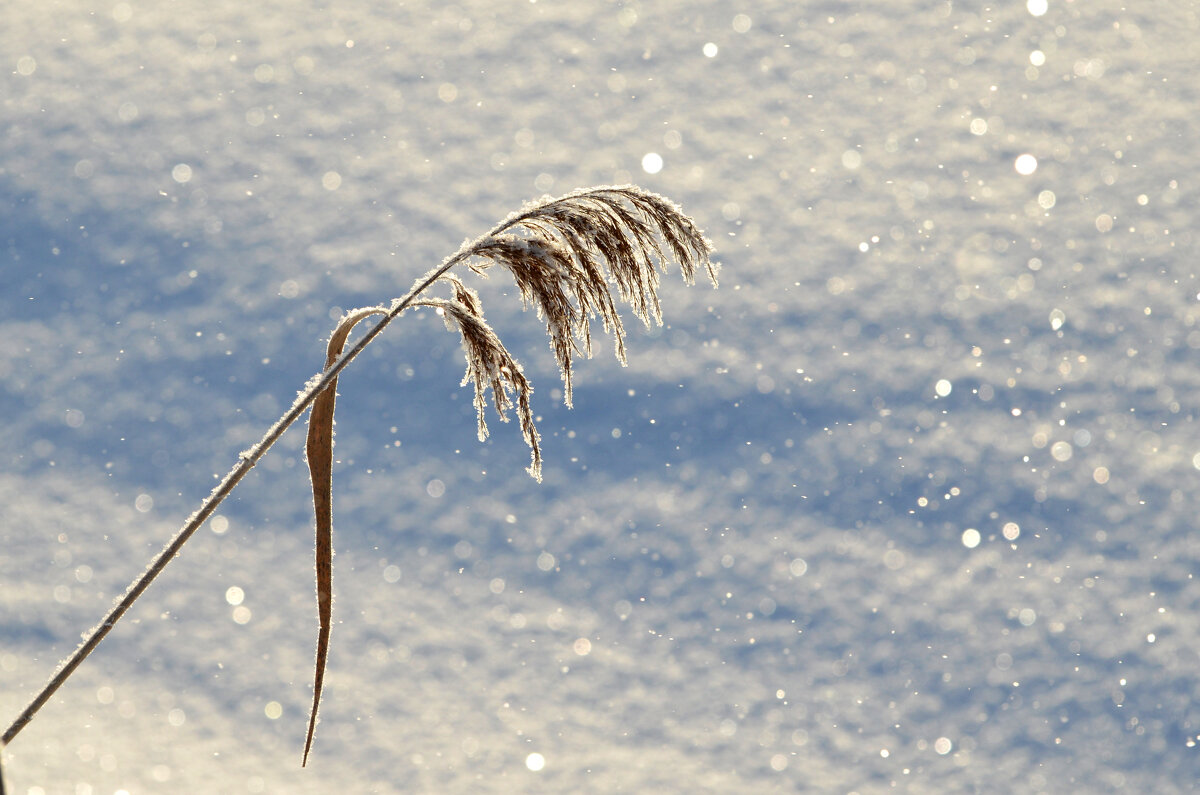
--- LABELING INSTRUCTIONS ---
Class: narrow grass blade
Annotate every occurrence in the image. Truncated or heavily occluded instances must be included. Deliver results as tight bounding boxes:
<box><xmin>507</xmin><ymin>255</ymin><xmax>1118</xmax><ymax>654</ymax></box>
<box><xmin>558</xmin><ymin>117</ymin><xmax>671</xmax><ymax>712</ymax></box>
<box><xmin>302</xmin><ymin>306</ymin><xmax>387</xmax><ymax>767</ymax></box>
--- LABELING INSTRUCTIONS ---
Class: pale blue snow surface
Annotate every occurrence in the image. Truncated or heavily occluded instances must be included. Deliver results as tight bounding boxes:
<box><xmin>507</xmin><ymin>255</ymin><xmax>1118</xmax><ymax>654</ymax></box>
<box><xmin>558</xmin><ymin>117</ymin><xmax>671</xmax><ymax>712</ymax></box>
<box><xmin>2</xmin><ymin>1</ymin><xmax>1200</xmax><ymax>792</ymax></box>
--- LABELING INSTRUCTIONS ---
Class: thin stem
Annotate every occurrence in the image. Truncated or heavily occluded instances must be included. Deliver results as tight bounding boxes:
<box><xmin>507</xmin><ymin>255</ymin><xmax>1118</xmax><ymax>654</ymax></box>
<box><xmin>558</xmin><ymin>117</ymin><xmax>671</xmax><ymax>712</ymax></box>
<box><xmin>0</xmin><ymin>186</ymin><xmax>657</xmax><ymax>750</ymax></box>
<box><xmin>0</xmin><ymin>243</ymin><xmax>490</xmax><ymax>748</ymax></box>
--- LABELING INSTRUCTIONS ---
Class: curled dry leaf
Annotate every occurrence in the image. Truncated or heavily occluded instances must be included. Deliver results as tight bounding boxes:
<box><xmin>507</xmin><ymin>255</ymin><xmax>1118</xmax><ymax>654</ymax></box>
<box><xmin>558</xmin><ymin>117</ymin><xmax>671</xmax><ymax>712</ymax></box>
<box><xmin>302</xmin><ymin>306</ymin><xmax>387</xmax><ymax>767</ymax></box>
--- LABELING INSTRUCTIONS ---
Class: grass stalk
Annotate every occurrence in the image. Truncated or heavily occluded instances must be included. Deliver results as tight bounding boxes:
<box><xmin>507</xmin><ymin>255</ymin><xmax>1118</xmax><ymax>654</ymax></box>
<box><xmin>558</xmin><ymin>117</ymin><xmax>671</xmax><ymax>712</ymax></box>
<box><xmin>1</xmin><ymin>185</ymin><xmax>716</xmax><ymax>769</ymax></box>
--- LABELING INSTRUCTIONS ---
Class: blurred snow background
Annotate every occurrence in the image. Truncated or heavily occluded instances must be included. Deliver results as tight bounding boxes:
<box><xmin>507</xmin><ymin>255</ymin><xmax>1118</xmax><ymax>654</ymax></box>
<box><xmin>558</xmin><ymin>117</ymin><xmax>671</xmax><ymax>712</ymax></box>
<box><xmin>2</xmin><ymin>0</ymin><xmax>1200</xmax><ymax>792</ymax></box>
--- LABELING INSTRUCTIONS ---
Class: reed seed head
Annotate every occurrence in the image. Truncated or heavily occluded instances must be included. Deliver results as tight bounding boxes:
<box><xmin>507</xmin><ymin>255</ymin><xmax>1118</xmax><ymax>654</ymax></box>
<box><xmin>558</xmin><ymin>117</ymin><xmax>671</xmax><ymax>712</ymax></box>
<box><xmin>431</xmin><ymin>185</ymin><xmax>715</xmax><ymax>476</ymax></box>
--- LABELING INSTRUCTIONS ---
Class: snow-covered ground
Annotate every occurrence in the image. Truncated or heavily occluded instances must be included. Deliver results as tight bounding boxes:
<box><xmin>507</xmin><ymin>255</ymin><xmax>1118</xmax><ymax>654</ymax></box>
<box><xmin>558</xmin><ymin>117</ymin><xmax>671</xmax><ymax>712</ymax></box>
<box><xmin>3</xmin><ymin>1</ymin><xmax>1199</xmax><ymax>792</ymax></box>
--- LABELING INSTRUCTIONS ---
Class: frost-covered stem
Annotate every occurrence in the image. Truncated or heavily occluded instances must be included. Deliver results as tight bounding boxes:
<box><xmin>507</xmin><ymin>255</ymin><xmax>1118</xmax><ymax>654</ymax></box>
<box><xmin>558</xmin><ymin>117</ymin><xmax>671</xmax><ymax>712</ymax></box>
<box><xmin>1</xmin><ymin>186</ymin><xmax>701</xmax><ymax>751</ymax></box>
<box><xmin>0</xmin><ymin>238</ymin><xmax>504</xmax><ymax>748</ymax></box>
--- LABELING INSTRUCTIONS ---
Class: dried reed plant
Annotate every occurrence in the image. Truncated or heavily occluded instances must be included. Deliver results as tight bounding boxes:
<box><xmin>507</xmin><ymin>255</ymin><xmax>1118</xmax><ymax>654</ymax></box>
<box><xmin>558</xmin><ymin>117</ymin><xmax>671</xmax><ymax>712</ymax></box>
<box><xmin>0</xmin><ymin>186</ymin><xmax>716</xmax><ymax>775</ymax></box>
